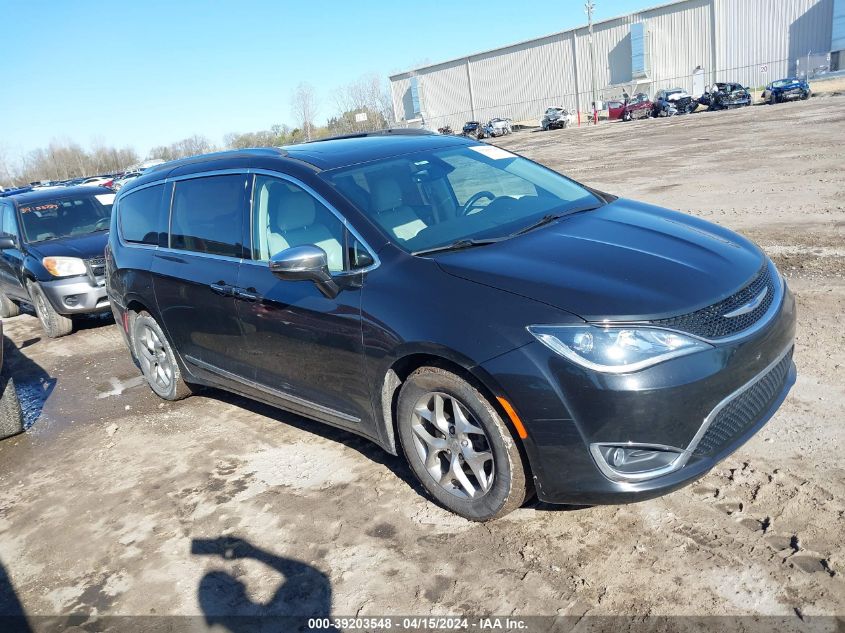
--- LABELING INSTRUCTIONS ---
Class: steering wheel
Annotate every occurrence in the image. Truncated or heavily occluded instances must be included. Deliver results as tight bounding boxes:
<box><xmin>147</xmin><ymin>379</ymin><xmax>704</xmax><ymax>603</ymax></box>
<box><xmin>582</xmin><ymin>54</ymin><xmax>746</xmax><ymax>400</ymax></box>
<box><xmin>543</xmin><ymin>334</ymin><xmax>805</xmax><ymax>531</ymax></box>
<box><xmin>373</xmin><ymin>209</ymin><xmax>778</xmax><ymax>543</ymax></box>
<box><xmin>460</xmin><ymin>191</ymin><xmax>496</xmax><ymax>216</ymax></box>
<box><xmin>94</xmin><ymin>217</ymin><xmax>111</xmax><ymax>230</ymax></box>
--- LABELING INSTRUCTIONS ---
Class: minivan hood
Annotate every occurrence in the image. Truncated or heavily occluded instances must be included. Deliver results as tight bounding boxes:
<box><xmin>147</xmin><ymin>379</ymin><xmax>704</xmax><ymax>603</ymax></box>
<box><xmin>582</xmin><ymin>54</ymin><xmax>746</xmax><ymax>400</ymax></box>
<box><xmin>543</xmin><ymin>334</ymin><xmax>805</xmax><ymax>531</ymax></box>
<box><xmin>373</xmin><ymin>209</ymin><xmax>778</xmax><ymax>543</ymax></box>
<box><xmin>25</xmin><ymin>231</ymin><xmax>108</xmax><ymax>261</ymax></box>
<box><xmin>435</xmin><ymin>199</ymin><xmax>764</xmax><ymax>321</ymax></box>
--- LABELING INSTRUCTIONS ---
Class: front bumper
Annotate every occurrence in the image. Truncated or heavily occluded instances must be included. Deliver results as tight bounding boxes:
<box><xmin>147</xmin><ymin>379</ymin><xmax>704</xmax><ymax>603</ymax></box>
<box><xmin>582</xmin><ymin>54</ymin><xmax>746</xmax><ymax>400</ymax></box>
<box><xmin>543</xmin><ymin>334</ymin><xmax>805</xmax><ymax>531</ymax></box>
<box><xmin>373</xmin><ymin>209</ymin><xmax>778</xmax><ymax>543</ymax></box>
<box><xmin>39</xmin><ymin>276</ymin><xmax>110</xmax><ymax>315</ymax></box>
<box><xmin>481</xmin><ymin>284</ymin><xmax>796</xmax><ymax>505</ymax></box>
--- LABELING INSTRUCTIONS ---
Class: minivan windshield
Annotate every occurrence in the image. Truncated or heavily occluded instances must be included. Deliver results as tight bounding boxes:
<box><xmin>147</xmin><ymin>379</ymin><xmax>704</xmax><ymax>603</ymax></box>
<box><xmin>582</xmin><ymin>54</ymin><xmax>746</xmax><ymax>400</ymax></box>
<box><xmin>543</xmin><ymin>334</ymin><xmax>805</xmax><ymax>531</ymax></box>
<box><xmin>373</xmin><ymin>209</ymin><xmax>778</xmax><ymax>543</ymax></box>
<box><xmin>321</xmin><ymin>145</ymin><xmax>601</xmax><ymax>254</ymax></box>
<box><xmin>18</xmin><ymin>192</ymin><xmax>114</xmax><ymax>243</ymax></box>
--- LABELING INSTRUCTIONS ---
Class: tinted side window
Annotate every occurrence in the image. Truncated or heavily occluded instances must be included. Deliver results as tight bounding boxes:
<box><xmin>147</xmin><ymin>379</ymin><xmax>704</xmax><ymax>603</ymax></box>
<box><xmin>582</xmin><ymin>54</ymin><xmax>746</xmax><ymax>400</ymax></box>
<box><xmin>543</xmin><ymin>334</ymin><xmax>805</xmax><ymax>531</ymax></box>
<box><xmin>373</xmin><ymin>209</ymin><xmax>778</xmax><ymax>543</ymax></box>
<box><xmin>1</xmin><ymin>206</ymin><xmax>17</xmax><ymax>236</ymax></box>
<box><xmin>171</xmin><ymin>174</ymin><xmax>248</xmax><ymax>258</ymax></box>
<box><xmin>119</xmin><ymin>184</ymin><xmax>166</xmax><ymax>246</ymax></box>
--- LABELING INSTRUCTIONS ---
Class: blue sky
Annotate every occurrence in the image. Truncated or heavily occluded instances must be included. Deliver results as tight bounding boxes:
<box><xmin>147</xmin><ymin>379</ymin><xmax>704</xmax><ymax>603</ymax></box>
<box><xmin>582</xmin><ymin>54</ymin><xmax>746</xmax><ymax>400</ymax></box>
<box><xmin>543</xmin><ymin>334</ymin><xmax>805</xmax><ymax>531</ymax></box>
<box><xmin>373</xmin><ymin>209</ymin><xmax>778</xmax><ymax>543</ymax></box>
<box><xmin>1</xmin><ymin>0</ymin><xmax>653</xmax><ymax>159</ymax></box>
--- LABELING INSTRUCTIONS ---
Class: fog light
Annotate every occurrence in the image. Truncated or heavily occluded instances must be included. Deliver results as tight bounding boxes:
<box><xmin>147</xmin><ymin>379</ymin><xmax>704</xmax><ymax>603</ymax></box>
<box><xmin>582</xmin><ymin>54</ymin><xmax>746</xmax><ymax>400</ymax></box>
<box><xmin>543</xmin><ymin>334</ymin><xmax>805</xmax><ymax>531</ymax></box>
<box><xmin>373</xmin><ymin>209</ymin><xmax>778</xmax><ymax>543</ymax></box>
<box><xmin>591</xmin><ymin>443</ymin><xmax>684</xmax><ymax>482</ymax></box>
<box><xmin>63</xmin><ymin>294</ymin><xmax>80</xmax><ymax>307</ymax></box>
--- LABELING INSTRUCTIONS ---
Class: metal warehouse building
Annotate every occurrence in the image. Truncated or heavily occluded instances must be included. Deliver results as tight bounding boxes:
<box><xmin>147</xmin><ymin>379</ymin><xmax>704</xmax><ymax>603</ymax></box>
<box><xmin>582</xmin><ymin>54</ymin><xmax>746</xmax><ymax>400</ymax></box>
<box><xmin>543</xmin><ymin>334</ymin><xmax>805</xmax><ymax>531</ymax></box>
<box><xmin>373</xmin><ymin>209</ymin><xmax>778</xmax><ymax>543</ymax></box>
<box><xmin>390</xmin><ymin>0</ymin><xmax>841</xmax><ymax>130</ymax></box>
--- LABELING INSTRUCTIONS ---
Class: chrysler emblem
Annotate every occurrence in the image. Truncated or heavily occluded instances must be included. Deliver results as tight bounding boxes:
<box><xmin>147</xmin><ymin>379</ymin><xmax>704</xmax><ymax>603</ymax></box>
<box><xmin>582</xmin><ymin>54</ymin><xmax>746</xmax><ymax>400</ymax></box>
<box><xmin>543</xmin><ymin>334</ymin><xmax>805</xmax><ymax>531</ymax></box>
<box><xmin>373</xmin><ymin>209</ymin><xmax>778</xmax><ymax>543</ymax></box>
<box><xmin>723</xmin><ymin>287</ymin><xmax>768</xmax><ymax>318</ymax></box>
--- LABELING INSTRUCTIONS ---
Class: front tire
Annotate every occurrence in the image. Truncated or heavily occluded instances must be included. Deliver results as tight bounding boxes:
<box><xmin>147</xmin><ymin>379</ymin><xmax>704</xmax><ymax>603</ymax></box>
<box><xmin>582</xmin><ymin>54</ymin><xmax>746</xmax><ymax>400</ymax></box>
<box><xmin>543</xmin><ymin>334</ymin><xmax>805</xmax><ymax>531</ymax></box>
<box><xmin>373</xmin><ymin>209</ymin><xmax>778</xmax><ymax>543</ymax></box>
<box><xmin>132</xmin><ymin>312</ymin><xmax>193</xmax><ymax>401</ymax></box>
<box><xmin>28</xmin><ymin>282</ymin><xmax>72</xmax><ymax>338</ymax></box>
<box><xmin>397</xmin><ymin>367</ymin><xmax>528</xmax><ymax>521</ymax></box>
<box><xmin>0</xmin><ymin>293</ymin><xmax>20</xmax><ymax>318</ymax></box>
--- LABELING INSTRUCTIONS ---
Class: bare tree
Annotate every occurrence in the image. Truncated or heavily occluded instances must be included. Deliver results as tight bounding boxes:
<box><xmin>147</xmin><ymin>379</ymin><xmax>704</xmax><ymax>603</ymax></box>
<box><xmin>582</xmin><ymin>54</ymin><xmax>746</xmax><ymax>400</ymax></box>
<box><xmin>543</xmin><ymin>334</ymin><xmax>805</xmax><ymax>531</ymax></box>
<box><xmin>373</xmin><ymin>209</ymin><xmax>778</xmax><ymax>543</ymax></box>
<box><xmin>148</xmin><ymin>135</ymin><xmax>214</xmax><ymax>161</ymax></box>
<box><xmin>0</xmin><ymin>146</ymin><xmax>18</xmax><ymax>188</ymax></box>
<box><xmin>291</xmin><ymin>82</ymin><xmax>318</xmax><ymax>141</ymax></box>
<box><xmin>3</xmin><ymin>141</ymin><xmax>138</xmax><ymax>186</ymax></box>
<box><xmin>329</xmin><ymin>74</ymin><xmax>395</xmax><ymax>134</ymax></box>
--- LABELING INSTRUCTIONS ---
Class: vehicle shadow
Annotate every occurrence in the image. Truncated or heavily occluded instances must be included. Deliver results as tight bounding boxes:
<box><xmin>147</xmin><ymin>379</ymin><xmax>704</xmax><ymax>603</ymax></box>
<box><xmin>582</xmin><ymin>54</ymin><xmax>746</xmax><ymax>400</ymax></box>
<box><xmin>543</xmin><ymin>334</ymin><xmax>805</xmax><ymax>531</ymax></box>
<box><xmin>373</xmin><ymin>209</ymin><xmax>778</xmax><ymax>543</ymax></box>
<box><xmin>71</xmin><ymin>312</ymin><xmax>115</xmax><ymax>333</ymax></box>
<box><xmin>528</xmin><ymin>501</ymin><xmax>593</xmax><ymax>513</ymax></box>
<box><xmin>0</xmin><ymin>559</ymin><xmax>32</xmax><ymax>633</ymax></box>
<box><xmin>192</xmin><ymin>536</ymin><xmax>337</xmax><ymax>632</ymax></box>
<box><xmin>204</xmin><ymin>389</ymin><xmax>429</xmax><ymax>502</ymax></box>
<box><xmin>17</xmin><ymin>303</ymin><xmax>114</xmax><ymax>335</ymax></box>
<box><xmin>1</xmin><ymin>333</ymin><xmax>56</xmax><ymax>430</ymax></box>
<box><xmin>206</xmin><ymin>389</ymin><xmax>593</xmax><ymax>515</ymax></box>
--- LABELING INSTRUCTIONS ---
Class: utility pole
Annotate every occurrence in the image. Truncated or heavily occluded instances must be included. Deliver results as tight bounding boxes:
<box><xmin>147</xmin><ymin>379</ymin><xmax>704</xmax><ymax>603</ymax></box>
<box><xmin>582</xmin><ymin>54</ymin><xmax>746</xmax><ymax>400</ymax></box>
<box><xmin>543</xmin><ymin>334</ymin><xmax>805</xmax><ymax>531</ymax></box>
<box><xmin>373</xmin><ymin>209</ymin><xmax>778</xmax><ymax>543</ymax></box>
<box><xmin>585</xmin><ymin>1</ymin><xmax>598</xmax><ymax>109</ymax></box>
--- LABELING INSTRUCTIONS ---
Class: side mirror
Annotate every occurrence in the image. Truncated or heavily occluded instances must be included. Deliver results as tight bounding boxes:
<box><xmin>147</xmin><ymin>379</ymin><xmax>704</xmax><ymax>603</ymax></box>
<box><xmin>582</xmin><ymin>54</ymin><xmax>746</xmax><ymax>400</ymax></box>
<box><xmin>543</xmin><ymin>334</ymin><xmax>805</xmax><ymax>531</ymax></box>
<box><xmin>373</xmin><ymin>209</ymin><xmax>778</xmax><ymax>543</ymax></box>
<box><xmin>0</xmin><ymin>236</ymin><xmax>15</xmax><ymax>250</ymax></box>
<box><xmin>268</xmin><ymin>245</ymin><xmax>339</xmax><ymax>299</ymax></box>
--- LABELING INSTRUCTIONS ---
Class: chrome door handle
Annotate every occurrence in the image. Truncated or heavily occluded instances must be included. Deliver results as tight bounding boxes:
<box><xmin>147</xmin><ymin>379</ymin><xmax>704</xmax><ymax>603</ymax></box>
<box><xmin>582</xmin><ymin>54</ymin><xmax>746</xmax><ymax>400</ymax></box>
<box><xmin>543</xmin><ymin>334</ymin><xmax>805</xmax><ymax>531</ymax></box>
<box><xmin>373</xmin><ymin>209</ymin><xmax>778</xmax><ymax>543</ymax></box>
<box><xmin>210</xmin><ymin>282</ymin><xmax>233</xmax><ymax>296</ymax></box>
<box><xmin>233</xmin><ymin>287</ymin><xmax>261</xmax><ymax>302</ymax></box>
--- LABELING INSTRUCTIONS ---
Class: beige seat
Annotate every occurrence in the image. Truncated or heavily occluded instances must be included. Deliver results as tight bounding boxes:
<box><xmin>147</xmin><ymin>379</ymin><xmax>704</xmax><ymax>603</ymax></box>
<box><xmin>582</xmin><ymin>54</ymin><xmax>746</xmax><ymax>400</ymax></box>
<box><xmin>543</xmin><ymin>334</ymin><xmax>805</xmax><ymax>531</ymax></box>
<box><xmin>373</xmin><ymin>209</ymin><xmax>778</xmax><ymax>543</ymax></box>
<box><xmin>267</xmin><ymin>186</ymin><xmax>344</xmax><ymax>272</ymax></box>
<box><xmin>369</xmin><ymin>177</ymin><xmax>427</xmax><ymax>242</ymax></box>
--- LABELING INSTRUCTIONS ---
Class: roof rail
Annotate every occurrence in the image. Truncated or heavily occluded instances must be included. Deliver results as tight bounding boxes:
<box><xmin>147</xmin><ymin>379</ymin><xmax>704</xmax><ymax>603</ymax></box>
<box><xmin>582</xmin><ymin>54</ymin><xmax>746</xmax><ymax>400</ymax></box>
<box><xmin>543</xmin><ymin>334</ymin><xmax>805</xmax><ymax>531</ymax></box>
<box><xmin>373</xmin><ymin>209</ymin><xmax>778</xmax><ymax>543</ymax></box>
<box><xmin>305</xmin><ymin>128</ymin><xmax>436</xmax><ymax>143</ymax></box>
<box><xmin>146</xmin><ymin>147</ymin><xmax>289</xmax><ymax>173</ymax></box>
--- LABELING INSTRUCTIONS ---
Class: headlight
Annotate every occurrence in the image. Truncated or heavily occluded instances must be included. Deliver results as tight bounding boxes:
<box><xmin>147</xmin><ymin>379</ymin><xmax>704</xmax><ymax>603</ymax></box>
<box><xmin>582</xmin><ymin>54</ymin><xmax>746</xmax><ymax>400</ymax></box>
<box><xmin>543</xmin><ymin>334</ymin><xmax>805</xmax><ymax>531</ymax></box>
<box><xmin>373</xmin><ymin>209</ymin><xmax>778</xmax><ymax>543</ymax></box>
<box><xmin>527</xmin><ymin>325</ymin><xmax>712</xmax><ymax>373</ymax></box>
<box><xmin>42</xmin><ymin>256</ymin><xmax>87</xmax><ymax>278</ymax></box>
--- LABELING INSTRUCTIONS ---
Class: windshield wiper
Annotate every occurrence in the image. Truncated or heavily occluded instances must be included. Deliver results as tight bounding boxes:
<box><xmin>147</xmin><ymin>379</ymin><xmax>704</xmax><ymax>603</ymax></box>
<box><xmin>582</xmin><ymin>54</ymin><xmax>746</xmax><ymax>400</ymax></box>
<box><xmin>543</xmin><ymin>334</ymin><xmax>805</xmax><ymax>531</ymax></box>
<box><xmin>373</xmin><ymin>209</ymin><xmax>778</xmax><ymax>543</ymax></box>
<box><xmin>511</xmin><ymin>213</ymin><xmax>565</xmax><ymax>237</ymax></box>
<box><xmin>412</xmin><ymin>238</ymin><xmax>501</xmax><ymax>256</ymax></box>
<box><xmin>511</xmin><ymin>204</ymin><xmax>603</xmax><ymax>238</ymax></box>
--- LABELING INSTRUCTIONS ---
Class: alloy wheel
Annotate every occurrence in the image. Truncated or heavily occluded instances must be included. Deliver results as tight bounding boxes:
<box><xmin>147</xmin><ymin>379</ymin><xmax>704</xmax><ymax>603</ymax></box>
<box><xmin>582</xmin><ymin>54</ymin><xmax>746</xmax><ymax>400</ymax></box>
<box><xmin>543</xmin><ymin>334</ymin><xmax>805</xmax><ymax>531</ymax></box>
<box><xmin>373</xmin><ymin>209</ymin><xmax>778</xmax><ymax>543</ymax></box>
<box><xmin>136</xmin><ymin>324</ymin><xmax>174</xmax><ymax>393</ymax></box>
<box><xmin>34</xmin><ymin>292</ymin><xmax>50</xmax><ymax>330</ymax></box>
<box><xmin>410</xmin><ymin>392</ymin><xmax>495</xmax><ymax>499</ymax></box>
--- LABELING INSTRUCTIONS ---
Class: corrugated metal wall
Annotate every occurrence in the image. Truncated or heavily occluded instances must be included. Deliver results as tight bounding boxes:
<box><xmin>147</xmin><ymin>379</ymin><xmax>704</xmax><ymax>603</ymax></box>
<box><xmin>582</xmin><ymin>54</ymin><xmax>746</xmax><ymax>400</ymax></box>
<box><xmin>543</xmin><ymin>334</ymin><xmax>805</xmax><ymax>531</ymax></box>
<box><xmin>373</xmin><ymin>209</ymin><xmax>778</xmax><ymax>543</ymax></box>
<box><xmin>390</xmin><ymin>0</ymin><xmax>833</xmax><ymax>130</ymax></box>
<box><xmin>714</xmin><ymin>0</ymin><xmax>834</xmax><ymax>87</ymax></box>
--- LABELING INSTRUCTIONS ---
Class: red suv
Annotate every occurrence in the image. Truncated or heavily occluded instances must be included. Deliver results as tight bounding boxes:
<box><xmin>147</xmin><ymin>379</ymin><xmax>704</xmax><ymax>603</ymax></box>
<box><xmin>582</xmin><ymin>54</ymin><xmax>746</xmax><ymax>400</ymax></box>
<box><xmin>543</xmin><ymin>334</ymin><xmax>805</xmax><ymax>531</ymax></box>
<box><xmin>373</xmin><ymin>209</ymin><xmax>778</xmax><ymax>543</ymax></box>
<box><xmin>620</xmin><ymin>93</ymin><xmax>653</xmax><ymax>121</ymax></box>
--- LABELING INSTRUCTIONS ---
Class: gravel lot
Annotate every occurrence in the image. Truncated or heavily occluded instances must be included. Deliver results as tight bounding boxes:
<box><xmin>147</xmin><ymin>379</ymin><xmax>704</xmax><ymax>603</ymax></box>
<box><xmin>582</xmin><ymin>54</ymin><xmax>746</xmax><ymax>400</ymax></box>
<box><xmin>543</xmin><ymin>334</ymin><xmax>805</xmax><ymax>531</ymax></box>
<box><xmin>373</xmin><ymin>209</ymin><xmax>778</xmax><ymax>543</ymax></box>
<box><xmin>1</xmin><ymin>96</ymin><xmax>843</xmax><ymax>624</ymax></box>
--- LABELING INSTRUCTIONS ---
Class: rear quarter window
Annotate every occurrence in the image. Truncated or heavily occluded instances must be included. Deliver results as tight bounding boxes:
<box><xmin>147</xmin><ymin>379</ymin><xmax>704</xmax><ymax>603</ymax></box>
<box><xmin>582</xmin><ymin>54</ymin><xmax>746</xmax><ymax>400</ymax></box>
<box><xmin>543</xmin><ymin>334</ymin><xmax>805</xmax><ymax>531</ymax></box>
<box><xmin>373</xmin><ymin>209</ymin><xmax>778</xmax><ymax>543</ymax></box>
<box><xmin>118</xmin><ymin>184</ymin><xmax>167</xmax><ymax>247</ymax></box>
<box><xmin>170</xmin><ymin>174</ymin><xmax>248</xmax><ymax>258</ymax></box>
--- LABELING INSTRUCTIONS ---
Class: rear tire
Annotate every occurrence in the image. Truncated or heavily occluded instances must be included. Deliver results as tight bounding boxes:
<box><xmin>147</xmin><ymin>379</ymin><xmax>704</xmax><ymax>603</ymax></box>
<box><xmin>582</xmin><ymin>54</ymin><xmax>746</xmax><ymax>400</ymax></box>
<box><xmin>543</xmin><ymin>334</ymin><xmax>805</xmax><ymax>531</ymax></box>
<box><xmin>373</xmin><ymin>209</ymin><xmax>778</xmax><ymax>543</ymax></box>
<box><xmin>397</xmin><ymin>366</ymin><xmax>528</xmax><ymax>521</ymax></box>
<box><xmin>132</xmin><ymin>312</ymin><xmax>193</xmax><ymax>401</ymax></box>
<box><xmin>0</xmin><ymin>374</ymin><xmax>23</xmax><ymax>440</ymax></box>
<box><xmin>28</xmin><ymin>282</ymin><xmax>72</xmax><ymax>338</ymax></box>
<box><xmin>0</xmin><ymin>293</ymin><xmax>20</xmax><ymax>318</ymax></box>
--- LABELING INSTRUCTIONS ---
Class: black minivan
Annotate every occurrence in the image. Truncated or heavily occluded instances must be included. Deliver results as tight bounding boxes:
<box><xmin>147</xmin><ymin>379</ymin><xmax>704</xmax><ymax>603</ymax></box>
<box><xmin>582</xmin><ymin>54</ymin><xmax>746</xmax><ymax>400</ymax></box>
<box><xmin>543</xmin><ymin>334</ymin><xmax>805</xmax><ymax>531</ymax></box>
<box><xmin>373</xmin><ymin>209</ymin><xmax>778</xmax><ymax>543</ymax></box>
<box><xmin>106</xmin><ymin>132</ymin><xmax>796</xmax><ymax>521</ymax></box>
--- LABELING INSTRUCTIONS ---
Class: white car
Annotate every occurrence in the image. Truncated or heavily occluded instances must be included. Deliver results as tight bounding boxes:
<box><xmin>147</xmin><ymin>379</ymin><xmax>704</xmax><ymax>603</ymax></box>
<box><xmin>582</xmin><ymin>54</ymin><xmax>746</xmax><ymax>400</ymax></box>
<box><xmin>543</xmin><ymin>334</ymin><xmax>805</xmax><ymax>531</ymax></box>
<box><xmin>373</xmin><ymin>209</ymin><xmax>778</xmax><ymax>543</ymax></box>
<box><xmin>489</xmin><ymin>118</ymin><xmax>513</xmax><ymax>136</ymax></box>
<box><xmin>541</xmin><ymin>107</ymin><xmax>575</xmax><ymax>130</ymax></box>
<box><xmin>80</xmin><ymin>177</ymin><xmax>113</xmax><ymax>187</ymax></box>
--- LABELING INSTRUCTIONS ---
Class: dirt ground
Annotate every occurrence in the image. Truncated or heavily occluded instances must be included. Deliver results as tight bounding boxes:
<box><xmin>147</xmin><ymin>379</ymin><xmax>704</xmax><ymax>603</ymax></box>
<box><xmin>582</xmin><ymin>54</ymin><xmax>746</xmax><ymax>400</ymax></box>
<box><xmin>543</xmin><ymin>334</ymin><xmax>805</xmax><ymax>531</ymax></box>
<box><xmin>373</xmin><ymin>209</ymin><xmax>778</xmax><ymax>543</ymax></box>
<box><xmin>1</xmin><ymin>96</ymin><xmax>843</xmax><ymax>626</ymax></box>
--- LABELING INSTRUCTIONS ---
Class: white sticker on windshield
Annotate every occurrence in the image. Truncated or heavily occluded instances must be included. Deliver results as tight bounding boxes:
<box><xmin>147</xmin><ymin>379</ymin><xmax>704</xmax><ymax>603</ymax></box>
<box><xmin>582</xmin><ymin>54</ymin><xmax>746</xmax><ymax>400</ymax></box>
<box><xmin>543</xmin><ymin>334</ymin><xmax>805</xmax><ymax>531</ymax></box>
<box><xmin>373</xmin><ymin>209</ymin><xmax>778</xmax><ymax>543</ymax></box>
<box><xmin>95</xmin><ymin>193</ymin><xmax>116</xmax><ymax>205</ymax></box>
<box><xmin>468</xmin><ymin>145</ymin><xmax>516</xmax><ymax>160</ymax></box>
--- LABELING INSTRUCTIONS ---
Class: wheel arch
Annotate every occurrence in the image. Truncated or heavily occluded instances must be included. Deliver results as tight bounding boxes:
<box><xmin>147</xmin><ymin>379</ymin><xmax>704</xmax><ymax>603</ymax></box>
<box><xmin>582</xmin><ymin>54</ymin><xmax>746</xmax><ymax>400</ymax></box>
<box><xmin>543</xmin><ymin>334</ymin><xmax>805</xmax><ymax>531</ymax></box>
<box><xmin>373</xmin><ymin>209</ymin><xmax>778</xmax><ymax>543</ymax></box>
<box><xmin>378</xmin><ymin>347</ymin><xmax>530</xmax><ymax>470</ymax></box>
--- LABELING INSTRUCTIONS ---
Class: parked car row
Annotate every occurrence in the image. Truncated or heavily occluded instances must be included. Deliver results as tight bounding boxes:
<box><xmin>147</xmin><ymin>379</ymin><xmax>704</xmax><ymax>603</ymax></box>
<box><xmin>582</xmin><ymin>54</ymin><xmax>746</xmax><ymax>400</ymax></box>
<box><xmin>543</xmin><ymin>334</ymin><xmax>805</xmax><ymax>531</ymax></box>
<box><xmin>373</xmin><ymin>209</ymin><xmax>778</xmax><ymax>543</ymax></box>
<box><xmin>0</xmin><ymin>161</ymin><xmax>164</xmax><ymax>200</ymax></box>
<box><xmin>605</xmin><ymin>76</ymin><xmax>808</xmax><ymax>125</ymax></box>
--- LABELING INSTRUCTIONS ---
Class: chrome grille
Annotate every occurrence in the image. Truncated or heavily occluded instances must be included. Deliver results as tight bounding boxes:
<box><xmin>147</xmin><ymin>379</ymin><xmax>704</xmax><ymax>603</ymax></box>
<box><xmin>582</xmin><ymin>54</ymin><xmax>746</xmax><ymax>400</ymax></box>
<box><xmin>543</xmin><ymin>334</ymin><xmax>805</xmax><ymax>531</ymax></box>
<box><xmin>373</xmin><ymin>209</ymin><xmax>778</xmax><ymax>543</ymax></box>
<box><xmin>694</xmin><ymin>349</ymin><xmax>793</xmax><ymax>456</ymax></box>
<box><xmin>85</xmin><ymin>256</ymin><xmax>106</xmax><ymax>285</ymax></box>
<box><xmin>649</xmin><ymin>264</ymin><xmax>776</xmax><ymax>339</ymax></box>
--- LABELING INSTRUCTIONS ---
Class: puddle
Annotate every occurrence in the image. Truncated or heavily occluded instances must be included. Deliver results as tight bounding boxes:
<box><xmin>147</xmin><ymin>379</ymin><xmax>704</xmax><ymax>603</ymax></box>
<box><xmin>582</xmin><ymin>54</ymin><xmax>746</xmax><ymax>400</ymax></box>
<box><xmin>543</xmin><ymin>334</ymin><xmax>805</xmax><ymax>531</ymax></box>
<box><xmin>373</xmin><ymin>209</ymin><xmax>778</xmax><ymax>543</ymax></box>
<box><xmin>16</xmin><ymin>376</ymin><xmax>56</xmax><ymax>430</ymax></box>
